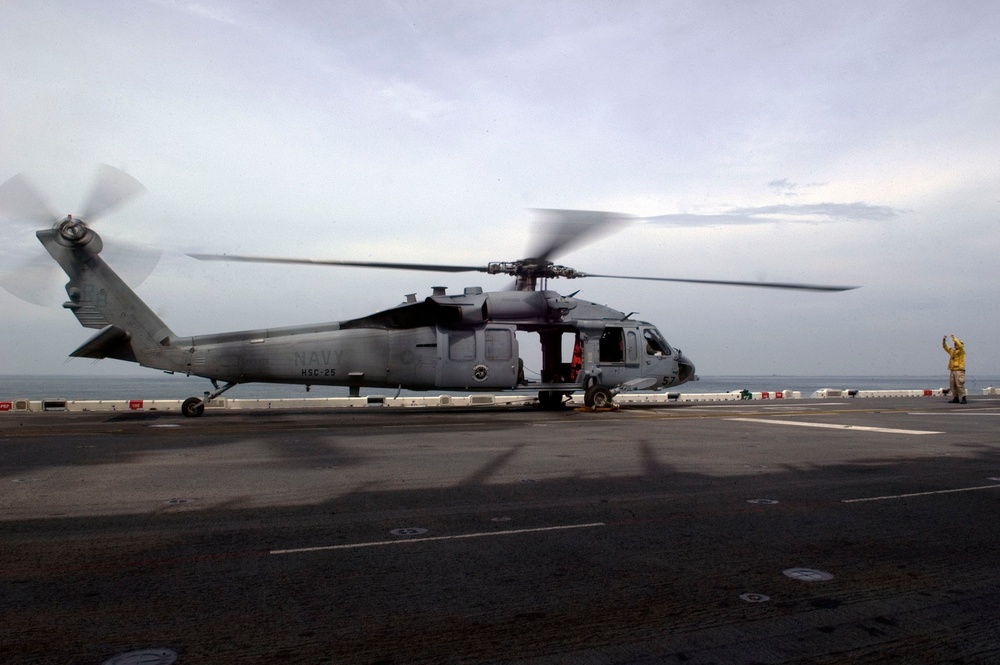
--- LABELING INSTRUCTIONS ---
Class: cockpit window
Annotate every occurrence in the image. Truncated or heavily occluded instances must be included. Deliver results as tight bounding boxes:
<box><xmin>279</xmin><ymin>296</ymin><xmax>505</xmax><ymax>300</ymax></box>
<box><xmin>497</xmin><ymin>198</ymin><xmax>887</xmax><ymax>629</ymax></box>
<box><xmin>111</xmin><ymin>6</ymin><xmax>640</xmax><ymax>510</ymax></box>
<box><xmin>643</xmin><ymin>328</ymin><xmax>671</xmax><ymax>355</ymax></box>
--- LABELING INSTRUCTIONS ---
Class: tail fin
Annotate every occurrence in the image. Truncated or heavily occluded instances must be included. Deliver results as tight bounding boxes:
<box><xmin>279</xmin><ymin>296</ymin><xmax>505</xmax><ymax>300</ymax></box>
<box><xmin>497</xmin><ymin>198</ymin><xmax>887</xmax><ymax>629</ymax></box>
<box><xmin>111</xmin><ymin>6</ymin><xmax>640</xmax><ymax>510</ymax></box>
<box><xmin>38</xmin><ymin>222</ymin><xmax>175</xmax><ymax>364</ymax></box>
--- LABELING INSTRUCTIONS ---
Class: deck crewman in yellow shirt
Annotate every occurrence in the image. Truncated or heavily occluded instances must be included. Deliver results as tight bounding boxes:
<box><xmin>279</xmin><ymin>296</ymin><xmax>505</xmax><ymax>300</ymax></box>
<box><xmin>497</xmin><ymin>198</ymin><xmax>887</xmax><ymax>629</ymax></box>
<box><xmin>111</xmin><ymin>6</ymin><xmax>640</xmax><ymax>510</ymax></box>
<box><xmin>942</xmin><ymin>334</ymin><xmax>967</xmax><ymax>404</ymax></box>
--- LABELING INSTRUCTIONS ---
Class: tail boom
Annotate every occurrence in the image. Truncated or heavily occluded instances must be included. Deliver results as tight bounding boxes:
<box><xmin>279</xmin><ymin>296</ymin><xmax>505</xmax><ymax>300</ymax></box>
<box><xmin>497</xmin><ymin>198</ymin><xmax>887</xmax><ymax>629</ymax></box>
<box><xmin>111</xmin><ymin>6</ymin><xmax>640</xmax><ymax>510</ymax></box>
<box><xmin>38</xmin><ymin>225</ymin><xmax>179</xmax><ymax>371</ymax></box>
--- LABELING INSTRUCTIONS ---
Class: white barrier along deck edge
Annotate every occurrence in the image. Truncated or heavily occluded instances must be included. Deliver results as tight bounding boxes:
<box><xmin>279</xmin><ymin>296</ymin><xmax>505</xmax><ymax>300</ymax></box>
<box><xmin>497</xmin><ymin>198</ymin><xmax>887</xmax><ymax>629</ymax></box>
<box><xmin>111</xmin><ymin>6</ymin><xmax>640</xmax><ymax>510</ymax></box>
<box><xmin>4</xmin><ymin>386</ymin><xmax>984</xmax><ymax>414</ymax></box>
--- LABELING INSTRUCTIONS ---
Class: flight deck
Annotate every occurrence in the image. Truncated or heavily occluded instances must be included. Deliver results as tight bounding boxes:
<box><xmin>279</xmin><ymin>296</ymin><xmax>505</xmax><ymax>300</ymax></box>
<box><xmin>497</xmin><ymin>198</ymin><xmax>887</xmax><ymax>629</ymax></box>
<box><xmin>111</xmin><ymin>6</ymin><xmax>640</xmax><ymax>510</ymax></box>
<box><xmin>2</xmin><ymin>395</ymin><xmax>1000</xmax><ymax>663</ymax></box>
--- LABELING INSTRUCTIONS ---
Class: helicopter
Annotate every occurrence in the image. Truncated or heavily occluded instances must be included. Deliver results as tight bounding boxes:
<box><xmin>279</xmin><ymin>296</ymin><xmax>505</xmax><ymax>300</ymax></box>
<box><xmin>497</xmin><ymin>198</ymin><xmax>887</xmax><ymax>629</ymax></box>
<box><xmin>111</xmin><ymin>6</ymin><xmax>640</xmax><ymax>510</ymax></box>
<box><xmin>1</xmin><ymin>167</ymin><xmax>857</xmax><ymax>416</ymax></box>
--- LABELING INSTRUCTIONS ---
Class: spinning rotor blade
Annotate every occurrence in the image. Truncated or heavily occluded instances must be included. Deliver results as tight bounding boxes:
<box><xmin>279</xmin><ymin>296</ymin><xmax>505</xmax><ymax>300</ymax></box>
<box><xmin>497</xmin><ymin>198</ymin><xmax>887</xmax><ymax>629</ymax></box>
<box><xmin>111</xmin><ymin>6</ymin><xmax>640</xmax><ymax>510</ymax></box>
<box><xmin>0</xmin><ymin>166</ymin><xmax>154</xmax><ymax>306</ymax></box>
<box><xmin>0</xmin><ymin>239</ymin><xmax>161</xmax><ymax>307</ymax></box>
<box><xmin>102</xmin><ymin>242</ymin><xmax>163</xmax><ymax>291</ymax></box>
<box><xmin>528</xmin><ymin>209</ymin><xmax>632</xmax><ymax>262</ymax></box>
<box><xmin>0</xmin><ymin>173</ymin><xmax>59</xmax><ymax>226</ymax></box>
<box><xmin>581</xmin><ymin>273</ymin><xmax>858</xmax><ymax>292</ymax></box>
<box><xmin>188</xmin><ymin>253</ymin><xmax>490</xmax><ymax>274</ymax></box>
<box><xmin>80</xmin><ymin>164</ymin><xmax>147</xmax><ymax>222</ymax></box>
<box><xmin>0</xmin><ymin>172</ymin><xmax>59</xmax><ymax>303</ymax></box>
<box><xmin>188</xmin><ymin>207</ymin><xmax>857</xmax><ymax>294</ymax></box>
<box><xmin>0</xmin><ymin>253</ymin><xmax>65</xmax><ymax>306</ymax></box>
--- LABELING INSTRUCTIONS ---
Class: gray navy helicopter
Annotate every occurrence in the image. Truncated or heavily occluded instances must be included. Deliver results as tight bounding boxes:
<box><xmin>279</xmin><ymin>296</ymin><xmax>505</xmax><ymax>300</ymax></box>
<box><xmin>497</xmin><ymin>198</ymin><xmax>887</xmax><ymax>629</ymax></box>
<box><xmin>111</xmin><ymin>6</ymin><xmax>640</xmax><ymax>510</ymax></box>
<box><xmin>1</xmin><ymin>166</ymin><xmax>856</xmax><ymax>416</ymax></box>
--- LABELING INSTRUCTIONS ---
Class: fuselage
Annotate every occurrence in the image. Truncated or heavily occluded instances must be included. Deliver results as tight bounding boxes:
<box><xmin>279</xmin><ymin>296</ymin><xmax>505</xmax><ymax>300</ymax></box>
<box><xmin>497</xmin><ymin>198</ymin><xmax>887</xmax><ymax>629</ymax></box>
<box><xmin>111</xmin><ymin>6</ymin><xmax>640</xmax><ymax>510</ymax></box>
<box><xmin>39</xmin><ymin>223</ymin><xmax>695</xmax><ymax>395</ymax></box>
<box><xmin>160</xmin><ymin>289</ymin><xmax>696</xmax><ymax>393</ymax></box>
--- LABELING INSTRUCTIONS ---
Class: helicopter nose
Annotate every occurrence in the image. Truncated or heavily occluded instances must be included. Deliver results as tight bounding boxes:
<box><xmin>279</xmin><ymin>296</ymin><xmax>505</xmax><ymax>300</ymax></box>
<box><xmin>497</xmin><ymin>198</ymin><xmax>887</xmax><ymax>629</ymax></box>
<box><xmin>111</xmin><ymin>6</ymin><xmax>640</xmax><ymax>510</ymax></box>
<box><xmin>677</xmin><ymin>353</ymin><xmax>696</xmax><ymax>384</ymax></box>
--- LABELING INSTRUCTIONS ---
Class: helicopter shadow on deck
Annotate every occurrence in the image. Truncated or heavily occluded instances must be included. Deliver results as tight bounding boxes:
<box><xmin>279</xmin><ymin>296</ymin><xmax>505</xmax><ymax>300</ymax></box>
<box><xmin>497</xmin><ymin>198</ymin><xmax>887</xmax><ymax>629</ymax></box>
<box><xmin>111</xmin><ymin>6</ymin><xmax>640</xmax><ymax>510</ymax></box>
<box><xmin>4</xmin><ymin>435</ymin><xmax>1000</xmax><ymax>664</ymax></box>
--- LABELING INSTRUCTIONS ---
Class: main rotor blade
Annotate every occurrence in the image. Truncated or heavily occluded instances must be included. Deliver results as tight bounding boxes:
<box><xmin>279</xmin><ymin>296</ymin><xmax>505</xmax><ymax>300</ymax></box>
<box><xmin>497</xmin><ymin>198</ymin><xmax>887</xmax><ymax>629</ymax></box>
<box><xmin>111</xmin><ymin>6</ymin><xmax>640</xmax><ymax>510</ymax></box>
<box><xmin>80</xmin><ymin>164</ymin><xmax>147</xmax><ymax>222</ymax></box>
<box><xmin>0</xmin><ymin>173</ymin><xmax>58</xmax><ymax>225</ymax></box>
<box><xmin>528</xmin><ymin>209</ymin><xmax>633</xmax><ymax>262</ymax></box>
<box><xmin>581</xmin><ymin>273</ymin><xmax>859</xmax><ymax>292</ymax></box>
<box><xmin>188</xmin><ymin>253</ymin><xmax>490</xmax><ymax>274</ymax></box>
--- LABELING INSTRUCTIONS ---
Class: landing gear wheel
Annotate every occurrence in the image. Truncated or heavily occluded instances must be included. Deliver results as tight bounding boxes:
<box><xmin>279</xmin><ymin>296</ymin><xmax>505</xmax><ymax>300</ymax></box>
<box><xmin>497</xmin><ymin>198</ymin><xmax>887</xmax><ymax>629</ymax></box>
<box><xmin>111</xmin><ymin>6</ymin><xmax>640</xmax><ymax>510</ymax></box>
<box><xmin>181</xmin><ymin>397</ymin><xmax>205</xmax><ymax>418</ymax></box>
<box><xmin>584</xmin><ymin>384</ymin><xmax>613</xmax><ymax>409</ymax></box>
<box><xmin>538</xmin><ymin>390</ymin><xmax>567</xmax><ymax>410</ymax></box>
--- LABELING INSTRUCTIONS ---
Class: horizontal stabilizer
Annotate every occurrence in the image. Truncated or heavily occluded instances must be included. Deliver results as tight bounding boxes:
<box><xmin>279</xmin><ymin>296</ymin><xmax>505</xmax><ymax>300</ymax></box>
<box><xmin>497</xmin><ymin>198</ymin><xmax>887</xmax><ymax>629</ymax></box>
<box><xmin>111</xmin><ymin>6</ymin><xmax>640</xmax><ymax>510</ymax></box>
<box><xmin>70</xmin><ymin>325</ymin><xmax>136</xmax><ymax>361</ymax></box>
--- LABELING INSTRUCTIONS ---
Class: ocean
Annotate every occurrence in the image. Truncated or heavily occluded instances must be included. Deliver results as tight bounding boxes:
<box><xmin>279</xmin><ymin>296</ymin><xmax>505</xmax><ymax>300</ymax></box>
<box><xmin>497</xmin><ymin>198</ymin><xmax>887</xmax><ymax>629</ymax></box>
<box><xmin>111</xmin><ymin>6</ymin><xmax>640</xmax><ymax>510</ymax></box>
<box><xmin>2</xmin><ymin>373</ymin><xmax>997</xmax><ymax>401</ymax></box>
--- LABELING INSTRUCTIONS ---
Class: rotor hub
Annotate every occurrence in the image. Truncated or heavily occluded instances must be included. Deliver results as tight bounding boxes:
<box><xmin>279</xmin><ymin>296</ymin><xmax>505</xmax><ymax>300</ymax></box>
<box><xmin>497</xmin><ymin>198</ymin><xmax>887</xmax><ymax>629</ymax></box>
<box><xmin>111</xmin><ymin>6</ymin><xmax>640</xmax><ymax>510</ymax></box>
<box><xmin>487</xmin><ymin>260</ymin><xmax>583</xmax><ymax>280</ymax></box>
<box><xmin>58</xmin><ymin>215</ymin><xmax>88</xmax><ymax>242</ymax></box>
<box><xmin>54</xmin><ymin>214</ymin><xmax>102</xmax><ymax>253</ymax></box>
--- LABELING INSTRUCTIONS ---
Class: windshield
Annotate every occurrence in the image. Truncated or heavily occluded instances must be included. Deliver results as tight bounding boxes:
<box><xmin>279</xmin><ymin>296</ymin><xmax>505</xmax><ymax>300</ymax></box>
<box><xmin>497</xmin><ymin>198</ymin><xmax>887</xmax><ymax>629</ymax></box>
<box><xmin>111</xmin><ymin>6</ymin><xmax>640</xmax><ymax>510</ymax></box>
<box><xmin>643</xmin><ymin>327</ymin><xmax>672</xmax><ymax>355</ymax></box>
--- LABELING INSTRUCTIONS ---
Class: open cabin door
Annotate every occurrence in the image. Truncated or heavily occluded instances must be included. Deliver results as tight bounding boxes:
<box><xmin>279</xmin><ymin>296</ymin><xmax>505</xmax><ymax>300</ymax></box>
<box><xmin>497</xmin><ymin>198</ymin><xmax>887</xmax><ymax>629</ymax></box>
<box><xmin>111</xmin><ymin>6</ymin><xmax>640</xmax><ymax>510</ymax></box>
<box><xmin>593</xmin><ymin>324</ymin><xmax>640</xmax><ymax>387</ymax></box>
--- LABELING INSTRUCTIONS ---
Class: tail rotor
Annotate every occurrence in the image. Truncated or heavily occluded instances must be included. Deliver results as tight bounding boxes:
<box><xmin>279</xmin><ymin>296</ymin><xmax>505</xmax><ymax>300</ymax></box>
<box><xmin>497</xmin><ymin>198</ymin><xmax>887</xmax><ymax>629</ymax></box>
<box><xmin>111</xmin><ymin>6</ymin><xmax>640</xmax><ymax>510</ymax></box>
<box><xmin>0</xmin><ymin>165</ymin><xmax>157</xmax><ymax>306</ymax></box>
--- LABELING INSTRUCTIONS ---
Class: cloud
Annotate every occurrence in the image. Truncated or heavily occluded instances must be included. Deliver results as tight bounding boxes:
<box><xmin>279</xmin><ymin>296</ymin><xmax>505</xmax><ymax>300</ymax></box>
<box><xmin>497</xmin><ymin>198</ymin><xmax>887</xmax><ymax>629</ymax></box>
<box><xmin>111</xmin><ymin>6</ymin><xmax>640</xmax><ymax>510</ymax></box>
<box><xmin>645</xmin><ymin>202</ymin><xmax>899</xmax><ymax>227</ymax></box>
<box><xmin>767</xmin><ymin>178</ymin><xmax>827</xmax><ymax>196</ymax></box>
<box><xmin>153</xmin><ymin>0</ymin><xmax>243</xmax><ymax>26</ymax></box>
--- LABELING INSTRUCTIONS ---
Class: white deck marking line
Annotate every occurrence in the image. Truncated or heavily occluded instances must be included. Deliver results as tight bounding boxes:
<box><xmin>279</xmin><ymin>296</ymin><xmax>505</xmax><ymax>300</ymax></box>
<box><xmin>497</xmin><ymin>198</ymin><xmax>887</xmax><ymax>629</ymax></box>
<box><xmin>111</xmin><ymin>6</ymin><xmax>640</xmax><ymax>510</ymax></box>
<box><xmin>908</xmin><ymin>412</ymin><xmax>1000</xmax><ymax>416</ymax></box>
<box><xmin>726</xmin><ymin>417</ymin><xmax>941</xmax><ymax>435</ymax></box>
<box><xmin>271</xmin><ymin>522</ymin><xmax>606</xmax><ymax>555</ymax></box>
<box><xmin>684</xmin><ymin>404</ymin><xmax>854</xmax><ymax>410</ymax></box>
<box><xmin>842</xmin><ymin>485</ymin><xmax>1000</xmax><ymax>503</ymax></box>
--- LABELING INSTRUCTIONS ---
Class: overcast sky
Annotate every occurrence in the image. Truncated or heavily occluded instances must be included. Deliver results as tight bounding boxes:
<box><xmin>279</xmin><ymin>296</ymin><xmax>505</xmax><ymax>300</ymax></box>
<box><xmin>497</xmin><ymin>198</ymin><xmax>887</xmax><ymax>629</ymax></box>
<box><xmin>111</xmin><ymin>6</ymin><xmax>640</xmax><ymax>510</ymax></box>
<box><xmin>2</xmin><ymin>0</ymin><xmax>998</xmax><ymax>383</ymax></box>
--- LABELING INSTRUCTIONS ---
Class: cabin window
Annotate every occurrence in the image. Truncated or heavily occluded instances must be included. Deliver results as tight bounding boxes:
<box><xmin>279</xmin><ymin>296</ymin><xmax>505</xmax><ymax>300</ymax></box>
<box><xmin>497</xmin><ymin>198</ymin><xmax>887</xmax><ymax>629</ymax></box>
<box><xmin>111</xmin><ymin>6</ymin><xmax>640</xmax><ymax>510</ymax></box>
<box><xmin>449</xmin><ymin>331</ymin><xmax>476</xmax><ymax>360</ymax></box>
<box><xmin>643</xmin><ymin>328</ymin><xmax>671</xmax><ymax>355</ymax></box>
<box><xmin>599</xmin><ymin>327</ymin><xmax>625</xmax><ymax>363</ymax></box>
<box><xmin>627</xmin><ymin>331</ymin><xmax>638</xmax><ymax>362</ymax></box>
<box><xmin>485</xmin><ymin>328</ymin><xmax>513</xmax><ymax>361</ymax></box>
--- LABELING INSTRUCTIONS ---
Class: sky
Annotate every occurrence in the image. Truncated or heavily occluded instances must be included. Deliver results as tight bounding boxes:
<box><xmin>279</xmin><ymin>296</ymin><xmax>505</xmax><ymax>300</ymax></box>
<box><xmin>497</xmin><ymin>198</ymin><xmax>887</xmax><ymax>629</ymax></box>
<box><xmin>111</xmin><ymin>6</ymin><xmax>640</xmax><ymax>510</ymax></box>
<box><xmin>1</xmin><ymin>0</ymin><xmax>998</xmax><ymax>382</ymax></box>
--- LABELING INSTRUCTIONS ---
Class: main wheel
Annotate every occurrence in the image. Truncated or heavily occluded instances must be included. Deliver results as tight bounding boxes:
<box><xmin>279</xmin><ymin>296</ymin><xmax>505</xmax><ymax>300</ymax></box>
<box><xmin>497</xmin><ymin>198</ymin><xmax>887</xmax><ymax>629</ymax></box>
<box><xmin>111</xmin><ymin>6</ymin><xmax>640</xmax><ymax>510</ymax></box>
<box><xmin>181</xmin><ymin>397</ymin><xmax>205</xmax><ymax>418</ymax></box>
<box><xmin>584</xmin><ymin>384</ymin><xmax>613</xmax><ymax>408</ymax></box>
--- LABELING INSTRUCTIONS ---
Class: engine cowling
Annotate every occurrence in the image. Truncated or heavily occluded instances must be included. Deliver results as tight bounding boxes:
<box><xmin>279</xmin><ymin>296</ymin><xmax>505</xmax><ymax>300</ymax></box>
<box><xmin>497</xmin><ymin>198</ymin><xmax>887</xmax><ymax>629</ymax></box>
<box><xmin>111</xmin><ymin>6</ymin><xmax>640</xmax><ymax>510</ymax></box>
<box><xmin>484</xmin><ymin>290</ymin><xmax>550</xmax><ymax>320</ymax></box>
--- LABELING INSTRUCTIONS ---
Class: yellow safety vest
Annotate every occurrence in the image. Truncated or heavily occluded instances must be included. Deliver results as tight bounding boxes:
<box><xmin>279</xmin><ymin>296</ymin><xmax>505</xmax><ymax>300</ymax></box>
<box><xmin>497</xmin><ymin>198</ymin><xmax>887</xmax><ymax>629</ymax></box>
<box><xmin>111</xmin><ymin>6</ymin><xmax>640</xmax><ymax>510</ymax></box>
<box><xmin>943</xmin><ymin>337</ymin><xmax>965</xmax><ymax>371</ymax></box>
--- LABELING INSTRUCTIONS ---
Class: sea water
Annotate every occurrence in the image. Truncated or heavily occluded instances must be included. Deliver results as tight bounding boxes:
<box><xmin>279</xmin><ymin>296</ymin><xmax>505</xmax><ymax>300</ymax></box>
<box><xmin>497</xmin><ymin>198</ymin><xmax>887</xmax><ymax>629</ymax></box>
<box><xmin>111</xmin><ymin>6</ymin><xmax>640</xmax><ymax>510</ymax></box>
<box><xmin>2</xmin><ymin>373</ymin><xmax>996</xmax><ymax>401</ymax></box>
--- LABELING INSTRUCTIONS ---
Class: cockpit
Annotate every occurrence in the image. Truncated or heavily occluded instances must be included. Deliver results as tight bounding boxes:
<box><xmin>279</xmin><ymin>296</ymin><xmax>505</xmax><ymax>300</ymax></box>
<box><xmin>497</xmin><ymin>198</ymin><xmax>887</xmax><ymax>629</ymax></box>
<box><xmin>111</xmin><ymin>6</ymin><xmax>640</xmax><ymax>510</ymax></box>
<box><xmin>642</xmin><ymin>327</ymin><xmax>672</xmax><ymax>356</ymax></box>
